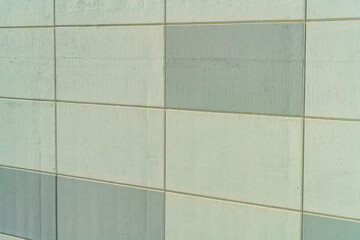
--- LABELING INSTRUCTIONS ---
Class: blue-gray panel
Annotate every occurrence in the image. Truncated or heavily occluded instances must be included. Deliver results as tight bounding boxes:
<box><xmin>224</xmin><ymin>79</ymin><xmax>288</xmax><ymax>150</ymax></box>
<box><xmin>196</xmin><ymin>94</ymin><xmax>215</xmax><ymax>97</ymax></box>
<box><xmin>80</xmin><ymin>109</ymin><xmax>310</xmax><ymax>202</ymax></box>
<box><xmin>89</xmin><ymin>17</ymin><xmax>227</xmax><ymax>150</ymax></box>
<box><xmin>57</xmin><ymin>177</ymin><xmax>164</xmax><ymax>240</ymax></box>
<box><xmin>166</xmin><ymin>23</ymin><xmax>304</xmax><ymax>115</ymax></box>
<box><xmin>0</xmin><ymin>167</ymin><xmax>56</xmax><ymax>240</ymax></box>
<box><xmin>303</xmin><ymin>214</ymin><xmax>360</xmax><ymax>240</ymax></box>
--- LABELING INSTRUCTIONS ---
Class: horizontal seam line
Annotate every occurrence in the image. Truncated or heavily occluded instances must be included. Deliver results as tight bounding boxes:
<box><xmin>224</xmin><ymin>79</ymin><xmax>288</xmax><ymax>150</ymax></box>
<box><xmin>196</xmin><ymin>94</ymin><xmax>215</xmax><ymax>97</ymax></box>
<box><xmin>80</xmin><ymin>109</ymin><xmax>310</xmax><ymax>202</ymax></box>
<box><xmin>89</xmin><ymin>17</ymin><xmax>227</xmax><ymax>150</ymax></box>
<box><xmin>1</xmin><ymin>165</ymin><xmax>360</xmax><ymax>222</ymax></box>
<box><xmin>0</xmin><ymin>17</ymin><xmax>359</xmax><ymax>29</ymax></box>
<box><xmin>2</xmin><ymin>96</ymin><xmax>360</xmax><ymax>122</ymax></box>
<box><xmin>0</xmin><ymin>165</ymin><xmax>55</xmax><ymax>176</ymax></box>
<box><xmin>0</xmin><ymin>231</ymin><xmax>31</xmax><ymax>240</ymax></box>
<box><xmin>303</xmin><ymin>211</ymin><xmax>360</xmax><ymax>222</ymax></box>
<box><xmin>0</xmin><ymin>165</ymin><xmax>298</xmax><ymax>212</ymax></box>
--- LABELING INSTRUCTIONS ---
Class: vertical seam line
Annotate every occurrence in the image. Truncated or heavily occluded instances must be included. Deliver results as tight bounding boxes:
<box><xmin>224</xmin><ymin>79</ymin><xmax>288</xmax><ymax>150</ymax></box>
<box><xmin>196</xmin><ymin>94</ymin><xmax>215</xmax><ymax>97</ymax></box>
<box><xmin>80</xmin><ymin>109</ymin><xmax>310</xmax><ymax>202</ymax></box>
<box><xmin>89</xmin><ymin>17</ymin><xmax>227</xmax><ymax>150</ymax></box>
<box><xmin>53</xmin><ymin>0</ymin><xmax>58</xmax><ymax>239</ymax></box>
<box><xmin>163</xmin><ymin>0</ymin><xmax>167</xmax><ymax>239</ymax></box>
<box><xmin>301</xmin><ymin>0</ymin><xmax>308</xmax><ymax>239</ymax></box>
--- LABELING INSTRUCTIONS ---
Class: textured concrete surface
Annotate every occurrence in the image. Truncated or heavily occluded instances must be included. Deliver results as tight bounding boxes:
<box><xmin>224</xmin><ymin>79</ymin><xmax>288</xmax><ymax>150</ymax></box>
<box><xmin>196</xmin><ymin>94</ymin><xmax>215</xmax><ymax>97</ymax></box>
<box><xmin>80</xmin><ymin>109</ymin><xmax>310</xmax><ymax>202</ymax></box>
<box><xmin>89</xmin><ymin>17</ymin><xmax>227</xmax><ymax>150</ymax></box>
<box><xmin>166</xmin><ymin>0</ymin><xmax>304</xmax><ymax>22</ymax></box>
<box><xmin>0</xmin><ymin>28</ymin><xmax>54</xmax><ymax>100</ymax></box>
<box><xmin>0</xmin><ymin>168</ymin><xmax>56</xmax><ymax>240</ymax></box>
<box><xmin>58</xmin><ymin>176</ymin><xmax>164</xmax><ymax>240</ymax></box>
<box><xmin>55</xmin><ymin>0</ymin><xmax>164</xmax><ymax>25</ymax></box>
<box><xmin>56</xmin><ymin>26</ymin><xmax>164</xmax><ymax>106</ymax></box>
<box><xmin>306</xmin><ymin>21</ymin><xmax>360</xmax><ymax>119</ymax></box>
<box><xmin>166</xmin><ymin>193</ymin><xmax>301</xmax><ymax>240</ymax></box>
<box><xmin>0</xmin><ymin>99</ymin><xmax>55</xmax><ymax>172</ymax></box>
<box><xmin>303</xmin><ymin>214</ymin><xmax>360</xmax><ymax>240</ymax></box>
<box><xmin>57</xmin><ymin>103</ymin><xmax>164</xmax><ymax>188</ymax></box>
<box><xmin>0</xmin><ymin>0</ymin><xmax>53</xmax><ymax>26</ymax></box>
<box><xmin>166</xmin><ymin>23</ymin><xmax>304</xmax><ymax>115</ymax></box>
<box><xmin>304</xmin><ymin>119</ymin><xmax>360</xmax><ymax>219</ymax></box>
<box><xmin>166</xmin><ymin>110</ymin><xmax>302</xmax><ymax>209</ymax></box>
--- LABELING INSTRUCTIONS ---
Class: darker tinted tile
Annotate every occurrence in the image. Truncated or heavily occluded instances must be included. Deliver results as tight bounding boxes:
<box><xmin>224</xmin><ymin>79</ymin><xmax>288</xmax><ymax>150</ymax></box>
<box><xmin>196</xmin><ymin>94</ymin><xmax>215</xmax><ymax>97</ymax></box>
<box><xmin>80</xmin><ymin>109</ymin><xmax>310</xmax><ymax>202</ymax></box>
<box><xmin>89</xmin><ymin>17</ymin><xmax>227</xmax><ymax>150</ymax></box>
<box><xmin>166</xmin><ymin>23</ymin><xmax>304</xmax><ymax>115</ymax></box>
<box><xmin>57</xmin><ymin>177</ymin><xmax>164</xmax><ymax>240</ymax></box>
<box><xmin>0</xmin><ymin>168</ymin><xmax>56</xmax><ymax>240</ymax></box>
<box><xmin>303</xmin><ymin>214</ymin><xmax>360</xmax><ymax>240</ymax></box>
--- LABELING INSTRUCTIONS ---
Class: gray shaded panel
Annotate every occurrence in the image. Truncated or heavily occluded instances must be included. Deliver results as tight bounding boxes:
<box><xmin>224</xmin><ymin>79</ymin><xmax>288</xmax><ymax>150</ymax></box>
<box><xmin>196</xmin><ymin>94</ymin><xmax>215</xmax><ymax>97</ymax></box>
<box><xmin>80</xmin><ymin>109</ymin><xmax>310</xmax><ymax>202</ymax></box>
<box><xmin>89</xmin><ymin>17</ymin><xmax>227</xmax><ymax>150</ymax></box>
<box><xmin>57</xmin><ymin>177</ymin><xmax>164</xmax><ymax>240</ymax></box>
<box><xmin>303</xmin><ymin>214</ymin><xmax>360</xmax><ymax>240</ymax></box>
<box><xmin>0</xmin><ymin>168</ymin><xmax>56</xmax><ymax>240</ymax></box>
<box><xmin>166</xmin><ymin>23</ymin><xmax>304</xmax><ymax>115</ymax></box>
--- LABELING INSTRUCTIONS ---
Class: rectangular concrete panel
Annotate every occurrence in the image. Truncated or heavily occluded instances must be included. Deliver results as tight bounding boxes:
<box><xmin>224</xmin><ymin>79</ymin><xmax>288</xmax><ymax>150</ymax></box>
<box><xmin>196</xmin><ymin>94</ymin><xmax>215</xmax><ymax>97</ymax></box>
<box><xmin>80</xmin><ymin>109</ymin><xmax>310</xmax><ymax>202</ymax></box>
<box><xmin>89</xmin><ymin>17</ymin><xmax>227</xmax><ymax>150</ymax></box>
<box><xmin>57</xmin><ymin>176</ymin><xmax>164</xmax><ymax>240</ymax></box>
<box><xmin>0</xmin><ymin>28</ymin><xmax>54</xmax><ymax>100</ymax></box>
<box><xmin>166</xmin><ymin>110</ymin><xmax>302</xmax><ymax>209</ymax></box>
<box><xmin>166</xmin><ymin>0</ymin><xmax>304</xmax><ymax>22</ymax></box>
<box><xmin>166</xmin><ymin>23</ymin><xmax>304</xmax><ymax>115</ymax></box>
<box><xmin>304</xmin><ymin>119</ymin><xmax>360</xmax><ymax>219</ymax></box>
<box><xmin>0</xmin><ymin>234</ymin><xmax>26</xmax><ymax>240</ymax></box>
<box><xmin>303</xmin><ymin>214</ymin><xmax>360</xmax><ymax>240</ymax></box>
<box><xmin>306</xmin><ymin>21</ymin><xmax>360</xmax><ymax>119</ymax></box>
<box><xmin>307</xmin><ymin>0</ymin><xmax>360</xmax><ymax>19</ymax></box>
<box><xmin>166</xmin><ymin>193</ymin><xmax>301</xmax><ymax>240</ymax></box>
<box><xmin>0</xmin><ymin>0</ymin><xmax>53</xmax><ymax>26</ymax></box>
<box><xmin>0</xmin><ymin>168</ymin><xmax>56</xmax><ymax>240</ymax></box>
<box><xmin>56</xmin><ymin>26</ymin><xmax>164</xmax><ymax>106</ymax></box>
<box><xmin>55</xmin><ymin>0</ymin><xmax>164</xmax><ymax>25</ymax></box>
<box><xmin>0</xmin><ymin>99</ymin><xmax>55</xmax><ymax>172</ymax></box>
<box><xmin>57</xmin><ymin>103</ymin><xmax>164</xmax><ymax>188</ymax></box>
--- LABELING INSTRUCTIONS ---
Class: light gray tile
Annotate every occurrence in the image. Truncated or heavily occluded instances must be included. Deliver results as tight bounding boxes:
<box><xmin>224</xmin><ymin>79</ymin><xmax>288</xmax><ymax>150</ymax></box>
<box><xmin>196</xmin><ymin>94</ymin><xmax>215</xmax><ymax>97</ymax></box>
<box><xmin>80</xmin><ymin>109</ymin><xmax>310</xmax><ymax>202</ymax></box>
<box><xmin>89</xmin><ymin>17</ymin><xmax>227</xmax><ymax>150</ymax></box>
<box><xmin>303</xmin><ymin>214</ymin><xmax>360</xmax><ymax>240</ymax></box>
<box><xmin>304</xmin><ymin>119</ymin><xmax>360</xmax><ymax>219</ymax></box>
<box><xmin>0</xmin><ymin>28</ymin><xmax>54</xmax><ymax>100</ymax></box>
<box><xmin>166</xmin><ymin>0</ymin><xmax>304</xmax><ymax>22</ymax></box>
<box><xmin>166</xmin><ymin>23</ymin><xmax>304</xmax><ymax>115</ymax></box>
<box><xmin>56</xmin><ymin>0</ymin><xmax>164</xmax><ymax>25</ymax></box>
<box><xmin>0</xmin><ymin>168</ymin><xmax>56</xmax><ymax>240</ymax></box>
<box><xmin>166</xmin><ymin>193</ymin><xmax>301</xmax><ymax>240</ymax></box>
<box><xmin>306</xmin><ymin>21</ymin><xmax>360</xmax><ymax>119</ymax></box>
<box><xmin>0</xmin><ymin>0</ymin><xmax>53</xmax><ymax>26</ymax></box>
<box><xmin>56</xmin><ymin>26</ymin><xmax>164</xmax><ymax>106</ymax></box>
<box><xmin>57</xmin><ymin>177</ymin><xmax>164</xmax><ymax>240</ymax></box>
<box><xmin>57</xmin><ymin>103</ymin><xmax>164</xmax><ymax>188</ymax></box>
<box><xmin>0</xmin><ymin>99</ymin><xmax>55</xmax><ymax>172</ymax></box>
<box><xmin>166</xmin><ymin>110</ymin><xmax>302</xmax><ymax>209</ymax></box>
<box><xmin>307</xmin><ymin>0</ymin><xmax>360</xmax><ymax>19</ymax></box>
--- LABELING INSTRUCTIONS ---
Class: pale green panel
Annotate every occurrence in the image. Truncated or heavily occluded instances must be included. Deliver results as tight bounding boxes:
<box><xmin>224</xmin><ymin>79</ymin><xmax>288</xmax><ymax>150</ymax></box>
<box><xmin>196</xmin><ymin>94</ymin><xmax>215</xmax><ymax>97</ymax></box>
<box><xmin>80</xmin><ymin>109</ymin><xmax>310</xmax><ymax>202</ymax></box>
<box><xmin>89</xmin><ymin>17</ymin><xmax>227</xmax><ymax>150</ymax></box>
<box><xmin>55</xmin><ymin>0</ymin><xmax>164</xmax><ymax>25</ymax></box>
<box><xmin>166</xmin><ymin>0</ymin><xmax>304</xmax><ymax>22</ymax></box>
<box><xmin>303</xmin><ymin>214</ymin><xmax>360</xmax><ymax>240</ymax></box>
<box><xmin>307</xmin><ymin>0</ymin><xmax>360</xmax><ymax>19</ymax></box>
<box><xmin>304</xmin><ymin>119</ymin><xmax>360</xmax><ymax>219</ymax></box>
<box><xmin>306</xmin><ymin>21</ymin><xmax>360</xmax><ymax>119</ymax></box>
<box><xmin>57</xmin><ymin>103</ymin><xmax>164</xmax><ymax>188</ymax></box>
<box><xmin>0</xmin><ymin>234</ymin><xmax>25</xmax><ymax>240</ymax></box>
<box><xmin>0</xmin><ymin>99</ymin><xmax>55</xmax><ymax>172</ymax></box>
<box><xmin>166</xmin><ymin>23</ymin><xmax>304</xmax><ymax>115</ymax></box>
<box><xmin>0</xmin><ymin>0</ymin><xmax>53</xmax><ymax>26</ymax></box>
<box><xmin>166</xmin><ymin>110</ymin><xmax>302</xmax><ymax>209</ymax></box>
<box><xmin>166</xmin><ymin>193</ymin><xmax>301</xmax><ymax>240</ymax></box>
<box><xmin>0</xmin><ymin>28</ymin><xmax>54</xmax><ymax>100</ymax></box>
<box><xmin>56</xmin><ymin>26</ymin><xmax>164</xmax><ymax>107</ymax></box>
